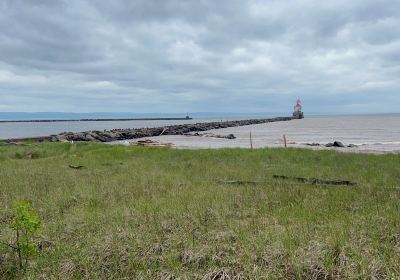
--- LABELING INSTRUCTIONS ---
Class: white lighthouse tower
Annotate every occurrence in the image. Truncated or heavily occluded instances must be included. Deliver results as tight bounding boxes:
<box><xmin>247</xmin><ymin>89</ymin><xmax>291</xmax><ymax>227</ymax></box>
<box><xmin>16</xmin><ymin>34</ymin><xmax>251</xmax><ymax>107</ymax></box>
<box><xmin>293</xmin><ymin>98</ymin><xmax>304</xmax><ymax>119</ymax></box>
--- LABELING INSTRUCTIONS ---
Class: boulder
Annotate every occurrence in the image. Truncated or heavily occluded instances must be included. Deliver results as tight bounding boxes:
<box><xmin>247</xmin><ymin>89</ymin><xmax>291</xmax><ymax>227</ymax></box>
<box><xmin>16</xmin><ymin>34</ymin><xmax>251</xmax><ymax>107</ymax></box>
<box><xmin>333</xmin><ymin>141</ymin><xmax>345</xmax><ymax>147</ymax></box>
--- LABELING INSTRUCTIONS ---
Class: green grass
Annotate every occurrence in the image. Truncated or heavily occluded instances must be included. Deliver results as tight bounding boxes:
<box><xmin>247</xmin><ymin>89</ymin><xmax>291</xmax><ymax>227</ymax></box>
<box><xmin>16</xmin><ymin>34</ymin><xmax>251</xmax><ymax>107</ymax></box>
<box><xmin>0</xmin><ymin>142</ymin><xmax>399</xmax><ymax>279</ymax></box>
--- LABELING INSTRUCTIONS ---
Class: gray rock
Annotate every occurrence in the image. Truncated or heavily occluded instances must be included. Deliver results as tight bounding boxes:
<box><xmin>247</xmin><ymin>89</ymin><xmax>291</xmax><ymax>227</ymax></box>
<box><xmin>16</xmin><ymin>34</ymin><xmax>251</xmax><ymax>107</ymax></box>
<box><xmin>333</xmin><ymin>141</ymin><xmax>345</xmax><ymax>147</ymax></box>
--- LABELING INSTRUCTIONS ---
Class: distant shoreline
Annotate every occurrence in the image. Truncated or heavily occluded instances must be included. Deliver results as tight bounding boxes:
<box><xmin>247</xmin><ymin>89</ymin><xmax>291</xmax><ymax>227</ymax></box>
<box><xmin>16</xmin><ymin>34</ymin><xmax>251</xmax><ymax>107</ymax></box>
<box><xmin>0</xmin><ymin>117</ymin><xmax>192</xmax><ymax>123</ymax></box>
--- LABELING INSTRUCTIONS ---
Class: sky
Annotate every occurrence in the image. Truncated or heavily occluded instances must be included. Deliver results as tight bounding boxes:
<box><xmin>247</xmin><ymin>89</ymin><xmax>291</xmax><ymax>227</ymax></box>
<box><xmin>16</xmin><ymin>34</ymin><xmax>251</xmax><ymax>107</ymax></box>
<box><xmin>0</xmin><ymin>0</ymin><xmax>399</xmax><ymax>114</ymax></box>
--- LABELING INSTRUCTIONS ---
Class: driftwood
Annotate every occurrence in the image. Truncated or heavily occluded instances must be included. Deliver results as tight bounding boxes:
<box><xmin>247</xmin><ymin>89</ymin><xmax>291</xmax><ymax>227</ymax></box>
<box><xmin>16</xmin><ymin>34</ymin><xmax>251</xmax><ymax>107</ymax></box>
<box><xmin>131</xmin><ymin>139</ymin><xmax>173</xmax><ymax>148</ymax></box>
<box><xmin>220</xmin><ymin>180</ymin><xmax>261</xmax><ymax>185</ymax></box>
<box><xmin>68</xmin><ymin>165</ymin><xmax>85</xmax><ymax>169</ymax></box>
<box><xmin>185</xmin><ymin>133</ymin><xmax>236</xmax><ymax>139</ymax></box>
<box><xmin>220</xmin><ymin>176</ymin><xmax>356</xmax><ymax>186</ymax></box>
<box><xmin>273</xmin><ymin>175</ymin><xmax>356</xmax><ymax>186</ymax></box>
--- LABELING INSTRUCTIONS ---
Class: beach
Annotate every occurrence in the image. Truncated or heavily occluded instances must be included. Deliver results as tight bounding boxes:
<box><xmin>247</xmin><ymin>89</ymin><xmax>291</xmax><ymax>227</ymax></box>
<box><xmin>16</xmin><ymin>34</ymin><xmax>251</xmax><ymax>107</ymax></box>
<box><xmin>2</xmin><ymin>114</ymin><xmax>399</xmax><ymax>153</ymax></box>
<box><xmin>113</xmin><ymin>115</ymin><xmax>400</xmax><ymax>153</ymax></box>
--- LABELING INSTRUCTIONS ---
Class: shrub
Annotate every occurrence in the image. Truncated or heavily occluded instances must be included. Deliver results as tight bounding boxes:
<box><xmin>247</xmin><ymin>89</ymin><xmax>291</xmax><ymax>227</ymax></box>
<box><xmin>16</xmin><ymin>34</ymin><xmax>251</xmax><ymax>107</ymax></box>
<box><xmin>2</xmin><ymin>200</ymin><xmax>42</xmax><ymax>270</ymax></box>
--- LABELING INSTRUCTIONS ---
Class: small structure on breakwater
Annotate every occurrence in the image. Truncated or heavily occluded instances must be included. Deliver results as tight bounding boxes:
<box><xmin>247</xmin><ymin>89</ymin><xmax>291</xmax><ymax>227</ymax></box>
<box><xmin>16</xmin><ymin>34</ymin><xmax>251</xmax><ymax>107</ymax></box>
<box><xmin>293</xmin><ymin>98</ymin><xmax>304</xmax><ymax>119</ymax></box>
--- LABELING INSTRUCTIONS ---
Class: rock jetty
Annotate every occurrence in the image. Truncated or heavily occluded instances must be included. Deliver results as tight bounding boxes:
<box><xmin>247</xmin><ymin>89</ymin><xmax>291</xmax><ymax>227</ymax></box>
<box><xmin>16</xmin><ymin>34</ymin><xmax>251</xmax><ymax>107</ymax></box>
<box><xmin>7</xmin><ymin>117</ymin><xmax>295</xmax><ymax>143</ymax></box>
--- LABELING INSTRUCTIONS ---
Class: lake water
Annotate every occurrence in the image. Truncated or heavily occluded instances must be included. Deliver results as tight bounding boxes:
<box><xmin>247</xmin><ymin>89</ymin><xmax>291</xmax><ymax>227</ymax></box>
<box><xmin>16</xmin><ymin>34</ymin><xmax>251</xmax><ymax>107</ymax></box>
<box><xmin>116</xmin><ymin>114</ymin><xmax>400</xmax><ymax>153</ymax></box>
<box><xmin>1</xmin><ymin>114</ymin><xmax>400</xmax><ymax>153</ymax></box>
<box><xmin>0</xmin><ymin>115</ymin><xmax>273</xmax><ymax>139</ymax></box>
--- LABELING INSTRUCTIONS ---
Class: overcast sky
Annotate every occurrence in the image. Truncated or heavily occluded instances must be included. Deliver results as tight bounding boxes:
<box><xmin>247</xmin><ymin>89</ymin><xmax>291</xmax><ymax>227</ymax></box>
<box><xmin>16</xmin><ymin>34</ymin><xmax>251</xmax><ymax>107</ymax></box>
<box><xmin>0</xmin><ymin>0</ymin><xmax>399</xmax><ymax>114</ymax></box>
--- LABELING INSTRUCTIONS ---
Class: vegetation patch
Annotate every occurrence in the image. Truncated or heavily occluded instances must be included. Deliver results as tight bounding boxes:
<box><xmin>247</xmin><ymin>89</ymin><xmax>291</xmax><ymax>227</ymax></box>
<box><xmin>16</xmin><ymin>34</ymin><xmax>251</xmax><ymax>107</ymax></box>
<box><xmin>0</xmin><ymin>142</ymin><xmax>399</xmax><ymax>279</ymax></box>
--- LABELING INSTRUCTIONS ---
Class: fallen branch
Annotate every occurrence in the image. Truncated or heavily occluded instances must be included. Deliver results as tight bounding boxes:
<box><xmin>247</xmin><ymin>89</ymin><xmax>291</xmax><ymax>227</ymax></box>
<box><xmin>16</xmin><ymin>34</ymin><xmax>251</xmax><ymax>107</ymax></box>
<box><xmin>131</xmin><ymin>139</ymin><xmax>173</xmax><ymax>147</ymax></box>
<box><xmin>273</xmin><ymin>175</ymin><xmax>356</xmax><ymax>186</ymax></box>
<box><xmin>185</xmin><ymin>133</ymin><xmax>236</xmax><ymax>139</ymax></box>
<box><xmin>220</xmin><ymin>180</ymin><xmax>262</xmax><ymax>185</ymax></box>
<box><xmin>219</xmin><ymin>176</ymin><xmax>356</xmax><ymax>187</ymax></box>
<box><xmin>68</xmin><ymin>164</ymin><xmax>85</xmax><ymax>169</ymax></box>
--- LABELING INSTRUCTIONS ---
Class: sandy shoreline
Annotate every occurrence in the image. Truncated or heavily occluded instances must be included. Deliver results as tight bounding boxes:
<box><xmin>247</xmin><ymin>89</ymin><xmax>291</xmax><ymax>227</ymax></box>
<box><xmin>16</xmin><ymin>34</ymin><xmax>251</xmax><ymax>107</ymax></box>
<box><xmin>111</xmin><ymin>118</ymin><xmax>400</xmax><ymax>154</ymax></box>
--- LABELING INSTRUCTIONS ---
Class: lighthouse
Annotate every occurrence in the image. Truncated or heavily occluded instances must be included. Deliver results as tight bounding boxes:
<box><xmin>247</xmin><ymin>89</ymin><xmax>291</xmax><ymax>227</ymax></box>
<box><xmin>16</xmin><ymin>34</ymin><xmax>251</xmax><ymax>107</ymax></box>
<box><xmin>293</xmin><ymin>98</ymin><xmax>304</xmax><ymax>119</ymax></box>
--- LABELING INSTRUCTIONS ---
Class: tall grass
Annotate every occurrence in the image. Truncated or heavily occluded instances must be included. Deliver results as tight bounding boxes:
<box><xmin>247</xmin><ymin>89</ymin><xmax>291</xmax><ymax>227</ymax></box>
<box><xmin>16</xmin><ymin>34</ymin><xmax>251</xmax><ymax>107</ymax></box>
<box><xmin>0</xmin><ymin>142</ymin><xmax>399</xmax><ymax>279</ymax></box>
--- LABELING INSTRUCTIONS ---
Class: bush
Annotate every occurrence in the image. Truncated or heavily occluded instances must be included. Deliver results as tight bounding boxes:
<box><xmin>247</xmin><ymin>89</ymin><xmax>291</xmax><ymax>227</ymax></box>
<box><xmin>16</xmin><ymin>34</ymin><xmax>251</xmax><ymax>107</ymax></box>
<box><xmin>1</xmin><ymin>200</ymin><xmax>42</xmax><ymax>270</ymax></box>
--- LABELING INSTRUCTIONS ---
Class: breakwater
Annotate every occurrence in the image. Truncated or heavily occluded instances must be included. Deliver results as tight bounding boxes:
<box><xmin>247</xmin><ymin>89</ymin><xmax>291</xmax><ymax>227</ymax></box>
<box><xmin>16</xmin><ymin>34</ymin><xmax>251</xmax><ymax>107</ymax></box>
<box><xmin>6</xmin><ymin>116</ymin><xmax>294</xmax><ymax>143</ymax></box>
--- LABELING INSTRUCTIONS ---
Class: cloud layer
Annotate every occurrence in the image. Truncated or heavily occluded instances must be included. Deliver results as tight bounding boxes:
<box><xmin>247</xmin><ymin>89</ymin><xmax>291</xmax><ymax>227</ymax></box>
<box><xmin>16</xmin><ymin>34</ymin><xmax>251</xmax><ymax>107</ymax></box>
<box><xmin>0</xmin><ymin>0</ymin><xmax>399</xmax><ymax>113</ymax></box>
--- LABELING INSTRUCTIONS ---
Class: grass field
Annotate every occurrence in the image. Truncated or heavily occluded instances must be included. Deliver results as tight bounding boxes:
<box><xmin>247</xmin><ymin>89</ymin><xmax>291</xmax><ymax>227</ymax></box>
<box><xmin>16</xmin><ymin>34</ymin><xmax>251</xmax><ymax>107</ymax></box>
<box><xmin>0</xmin><ymin>142</ymin><xmax>399</xmax><ymax>279</ymax></box>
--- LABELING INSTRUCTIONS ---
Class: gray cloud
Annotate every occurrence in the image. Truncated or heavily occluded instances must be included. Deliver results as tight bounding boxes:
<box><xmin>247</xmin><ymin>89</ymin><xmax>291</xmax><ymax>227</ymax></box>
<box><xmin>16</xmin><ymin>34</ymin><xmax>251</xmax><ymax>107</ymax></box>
<box><xmin>0</xmin><ymin>0</ymin><xmax>399</xmax><ymax>113</ymax></box>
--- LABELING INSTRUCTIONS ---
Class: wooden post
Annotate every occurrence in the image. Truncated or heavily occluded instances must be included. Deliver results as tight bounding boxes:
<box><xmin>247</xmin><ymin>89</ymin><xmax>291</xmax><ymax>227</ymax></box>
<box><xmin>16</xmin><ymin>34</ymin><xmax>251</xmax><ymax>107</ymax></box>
<box><xmin>283</xmin><ymin>134</ymin><xmax>287</xmax><ymax>148</ymax></box>
<box><xmin>250</xmin><ymin>131</ymin><xmax>253</xmax><ymax>149</ymax></box>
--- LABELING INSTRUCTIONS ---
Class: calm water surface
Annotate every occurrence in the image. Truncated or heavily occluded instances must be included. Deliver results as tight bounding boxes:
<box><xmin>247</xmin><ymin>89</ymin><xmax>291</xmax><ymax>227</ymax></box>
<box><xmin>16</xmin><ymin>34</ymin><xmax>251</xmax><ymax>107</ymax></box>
<box><xmin>1</xmin><ymin>114</ymin><xmax>399</xmax><ymax>152</ymax></box>
<box><xmin>0</xmin><ymin>115</ymin><xmax>268</xmax><ymax>139</ymax></box>
<box><xmin>119</xmin><ymin>114</ymin><xmax>400</xmax><ymax>152</ymax></box>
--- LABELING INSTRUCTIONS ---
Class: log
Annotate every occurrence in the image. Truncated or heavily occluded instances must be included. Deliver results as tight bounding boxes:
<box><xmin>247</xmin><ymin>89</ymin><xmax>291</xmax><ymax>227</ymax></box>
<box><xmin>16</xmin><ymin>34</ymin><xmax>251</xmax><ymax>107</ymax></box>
<box><xmin>68</xmin><ymin>165</ymin><xmax>85</xmax><ymax>169</ymax></box>
<box><xmin>220</xmin><ymin>180</ymin><xmax>261</xmax><ymax>185</ymax></box>
<box><xmin>219</xmin><ymin>176</ymin><xmax>356</xmax><ymax>187</ymax></box>
<box><xmin>273</xmin><ymin>175</ymin><xmax>356</xmax><ymax>186</ymax></box>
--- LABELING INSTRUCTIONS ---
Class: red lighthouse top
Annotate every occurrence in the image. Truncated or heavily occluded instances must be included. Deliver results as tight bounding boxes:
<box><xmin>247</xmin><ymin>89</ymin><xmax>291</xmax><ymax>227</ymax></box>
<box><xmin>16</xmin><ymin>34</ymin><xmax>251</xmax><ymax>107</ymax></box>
<box><xmin>294</xmin><ymin>98</ymin><xmax>302</xmax><ymax>111</ymax></box>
